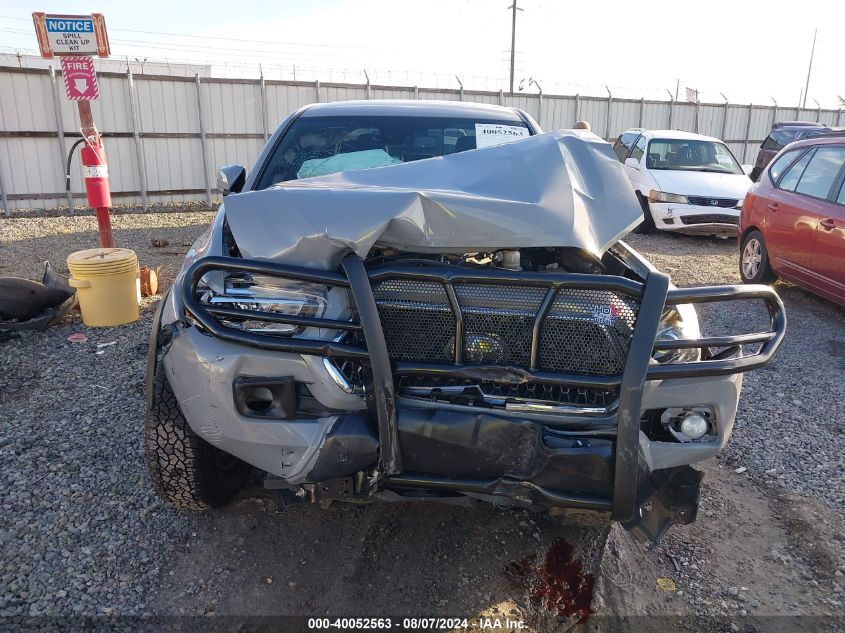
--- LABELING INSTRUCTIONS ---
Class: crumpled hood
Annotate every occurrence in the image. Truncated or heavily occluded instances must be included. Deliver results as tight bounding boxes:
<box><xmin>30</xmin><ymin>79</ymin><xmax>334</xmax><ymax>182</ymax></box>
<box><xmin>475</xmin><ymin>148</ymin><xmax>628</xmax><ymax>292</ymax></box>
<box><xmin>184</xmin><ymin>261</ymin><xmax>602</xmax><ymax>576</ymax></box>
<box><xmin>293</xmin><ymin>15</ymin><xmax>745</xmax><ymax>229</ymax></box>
<box><xmin>224</xmin><ymin>129</ymin><xmax>643</xmax><ymax>269</ymax></box>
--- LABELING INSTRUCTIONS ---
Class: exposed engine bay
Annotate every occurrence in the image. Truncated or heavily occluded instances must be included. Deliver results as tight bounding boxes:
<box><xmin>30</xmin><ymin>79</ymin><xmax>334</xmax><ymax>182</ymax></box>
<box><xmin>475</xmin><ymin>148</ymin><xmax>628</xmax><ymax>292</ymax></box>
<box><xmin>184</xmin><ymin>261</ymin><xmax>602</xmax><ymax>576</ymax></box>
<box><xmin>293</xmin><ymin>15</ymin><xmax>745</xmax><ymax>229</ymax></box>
<box><xmin>363</xmin><ymin>246</ymin><xmax>609</xmax><ymax>275</ymax></box>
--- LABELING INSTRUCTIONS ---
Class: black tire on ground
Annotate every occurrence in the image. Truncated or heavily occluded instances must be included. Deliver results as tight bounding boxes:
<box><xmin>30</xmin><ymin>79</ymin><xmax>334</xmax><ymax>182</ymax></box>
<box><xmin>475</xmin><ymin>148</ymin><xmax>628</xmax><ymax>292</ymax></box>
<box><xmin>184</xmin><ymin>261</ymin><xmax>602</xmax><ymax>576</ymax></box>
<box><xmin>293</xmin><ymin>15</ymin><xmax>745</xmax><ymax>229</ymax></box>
<box><xmin>145</xmin><ymin>359</ymin><xmax>250</xmax><ymax>509</ymax></box>
<box><xmin>632</xmin><ymin>194</ymin><xmax>654</xmax><ymax>234</ymax></box>
<box><xmin>739</xmin><ymin>229</ymin><xmax>777</xmax><ymax>284</ymax></box>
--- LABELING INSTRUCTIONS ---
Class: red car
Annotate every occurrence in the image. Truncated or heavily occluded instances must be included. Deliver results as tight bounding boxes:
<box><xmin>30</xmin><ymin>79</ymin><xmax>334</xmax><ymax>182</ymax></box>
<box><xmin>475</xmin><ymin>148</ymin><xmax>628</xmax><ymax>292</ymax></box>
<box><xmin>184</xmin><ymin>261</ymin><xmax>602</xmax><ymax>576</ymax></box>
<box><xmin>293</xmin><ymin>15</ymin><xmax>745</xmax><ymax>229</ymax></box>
<box><xmin>739</xmin><ymin>135</ymin><xmax>845</xmax><ymax>306</ymax></box>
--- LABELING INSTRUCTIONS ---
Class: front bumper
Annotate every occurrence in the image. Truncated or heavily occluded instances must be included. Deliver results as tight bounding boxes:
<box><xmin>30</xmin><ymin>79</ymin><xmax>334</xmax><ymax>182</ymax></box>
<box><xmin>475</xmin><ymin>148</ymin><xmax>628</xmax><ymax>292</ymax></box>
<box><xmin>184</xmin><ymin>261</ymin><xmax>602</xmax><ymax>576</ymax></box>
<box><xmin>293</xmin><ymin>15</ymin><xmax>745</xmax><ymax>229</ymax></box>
<box><xmin>151</xmin><ymin>254</ymin><xmax>784</xmax><ymax>540</ymax></box>
<box><xmin>650</xmin><ymin>202</ymin><xmax>740</xmax><ymax>235</ymax></box>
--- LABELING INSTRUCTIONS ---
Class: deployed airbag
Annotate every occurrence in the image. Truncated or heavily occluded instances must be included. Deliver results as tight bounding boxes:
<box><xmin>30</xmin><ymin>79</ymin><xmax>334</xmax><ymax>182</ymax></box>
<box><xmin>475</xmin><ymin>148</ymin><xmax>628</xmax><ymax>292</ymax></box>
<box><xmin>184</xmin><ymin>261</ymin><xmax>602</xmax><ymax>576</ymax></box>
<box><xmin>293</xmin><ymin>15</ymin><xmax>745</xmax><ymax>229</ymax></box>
<box><xmin>297</xmin><ymin>149</ymin><xmax>401</xmax><ymax>179</ymax></box>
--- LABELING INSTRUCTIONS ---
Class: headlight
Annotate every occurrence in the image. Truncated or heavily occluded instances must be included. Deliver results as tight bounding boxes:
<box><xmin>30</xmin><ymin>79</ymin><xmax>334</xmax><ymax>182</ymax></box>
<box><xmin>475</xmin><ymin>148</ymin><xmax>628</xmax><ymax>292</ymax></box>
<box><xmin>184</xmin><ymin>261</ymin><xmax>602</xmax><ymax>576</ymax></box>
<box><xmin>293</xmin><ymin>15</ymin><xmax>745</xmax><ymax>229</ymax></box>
<box><xmin>648</xmin><ymin>190</ymin><xmax>689</xmax><ymax>204</ymax></box>
<box><xmin>652</xmin><ymin>303</ymin><xmax>701</xmax><ymax>364</ymax></box>
<box><xmin>203</xmin><ymin>274</ymin><xmax>327</xmax><ymax>335</ymax></box>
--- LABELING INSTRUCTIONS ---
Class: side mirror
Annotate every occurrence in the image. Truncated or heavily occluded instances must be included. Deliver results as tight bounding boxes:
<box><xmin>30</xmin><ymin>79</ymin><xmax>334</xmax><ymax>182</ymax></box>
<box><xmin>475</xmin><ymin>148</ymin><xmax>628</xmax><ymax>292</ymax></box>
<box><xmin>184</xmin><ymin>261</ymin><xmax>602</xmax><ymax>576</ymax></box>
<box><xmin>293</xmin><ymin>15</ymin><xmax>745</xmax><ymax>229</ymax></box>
<box><xmin>741</xmin><ymin>164</ymin><xmax>753</xmax><ymax>176</ymax></box>
<box><xmin>217</xmin><ymin>165</ymin><xmax>246</xmax><ymax>196</ymax></box>
<box><xmin>624</xmin><ymin>157</ymin><xmax>640</xmax><ymax>170</ymax></box>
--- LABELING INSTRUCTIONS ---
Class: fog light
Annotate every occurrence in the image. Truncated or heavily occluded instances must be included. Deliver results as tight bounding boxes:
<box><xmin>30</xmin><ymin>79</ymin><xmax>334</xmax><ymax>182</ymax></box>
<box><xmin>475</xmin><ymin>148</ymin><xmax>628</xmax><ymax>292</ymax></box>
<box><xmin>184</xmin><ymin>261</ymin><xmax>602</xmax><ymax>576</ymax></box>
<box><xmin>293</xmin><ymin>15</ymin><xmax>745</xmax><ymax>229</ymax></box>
<box><xmin>680</xmin><ymin>413</ymin><xmax>708</xmax><ymax>440</ymax></box>
<box><xmin>233</xmin><ymin>376</ymin><xmax>297</xmax><ymax>419</ymax></box>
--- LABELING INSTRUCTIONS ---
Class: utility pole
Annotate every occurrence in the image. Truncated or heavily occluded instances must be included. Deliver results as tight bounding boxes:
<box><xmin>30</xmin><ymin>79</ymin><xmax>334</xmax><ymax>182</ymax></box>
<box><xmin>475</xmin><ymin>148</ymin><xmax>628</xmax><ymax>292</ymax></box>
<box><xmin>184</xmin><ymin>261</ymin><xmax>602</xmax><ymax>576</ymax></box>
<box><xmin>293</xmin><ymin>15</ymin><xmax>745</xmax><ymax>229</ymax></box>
<box><xmin>802</xmin><ymin>29</ymin><xmax>817</xmax><ymax>109</ymax></box>
<box><xmin>507</xmin><ymin>1</ymin><xmax>523</xmax><ymax>94</ymax></box>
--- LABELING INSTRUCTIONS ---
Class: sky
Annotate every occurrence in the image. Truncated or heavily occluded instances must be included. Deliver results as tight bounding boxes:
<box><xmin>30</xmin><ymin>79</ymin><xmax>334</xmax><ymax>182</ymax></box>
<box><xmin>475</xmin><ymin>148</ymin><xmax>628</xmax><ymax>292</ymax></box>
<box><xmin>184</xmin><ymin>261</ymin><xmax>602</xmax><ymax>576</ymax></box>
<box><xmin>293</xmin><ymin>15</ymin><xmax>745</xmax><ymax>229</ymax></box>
<box><xmin>1</xmin><ymin>0</ymin><xmax>843</xmax><ymax>106</ymax></box>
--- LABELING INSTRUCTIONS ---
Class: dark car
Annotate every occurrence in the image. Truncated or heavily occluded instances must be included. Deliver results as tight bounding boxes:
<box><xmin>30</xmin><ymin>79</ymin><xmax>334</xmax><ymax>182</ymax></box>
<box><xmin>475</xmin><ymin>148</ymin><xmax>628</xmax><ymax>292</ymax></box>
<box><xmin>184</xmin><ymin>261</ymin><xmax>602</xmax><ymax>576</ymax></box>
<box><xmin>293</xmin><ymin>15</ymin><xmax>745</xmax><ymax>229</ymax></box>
<box><xmin>749</xmin><ymin>121</ymin><xmax>840</xmax><ymax>182</ymax></box>
<box><xmin>739</xmin><ymin>134</ymin><xmax>845</xmax><ymax>306</ymax></box>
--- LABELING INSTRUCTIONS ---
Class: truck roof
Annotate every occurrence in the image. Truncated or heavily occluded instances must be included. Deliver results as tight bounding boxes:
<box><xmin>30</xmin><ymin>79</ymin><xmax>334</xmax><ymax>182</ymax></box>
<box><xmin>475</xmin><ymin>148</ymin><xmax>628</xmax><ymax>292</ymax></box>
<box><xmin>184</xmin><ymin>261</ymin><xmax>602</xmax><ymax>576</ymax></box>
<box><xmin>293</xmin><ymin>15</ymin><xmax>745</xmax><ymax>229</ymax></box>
<box><xmin>300</xmin><ymin>99</ymin><xmax>526</xmax><ymax>121</ymax></box>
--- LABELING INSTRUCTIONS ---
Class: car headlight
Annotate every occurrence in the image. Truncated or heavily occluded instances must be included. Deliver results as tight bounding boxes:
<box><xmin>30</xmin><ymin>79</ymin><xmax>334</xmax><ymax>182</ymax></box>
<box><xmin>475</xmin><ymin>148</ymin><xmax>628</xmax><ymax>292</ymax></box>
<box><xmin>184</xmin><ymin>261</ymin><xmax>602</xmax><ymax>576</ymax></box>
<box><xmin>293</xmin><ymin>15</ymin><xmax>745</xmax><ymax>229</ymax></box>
<box><xmin>652</xmin><ymin>303</ymin><xmax>701</xmax><ymax>364</ymax></box>
<box><xmin>203</xmin><ymin>274</ymin><xmax>327</xmax><ymax>335</ymax></box>
<box><xmin>648</xmin><ymin>190</ymin><xmax>689</xmax><ymax>204</ymax></box>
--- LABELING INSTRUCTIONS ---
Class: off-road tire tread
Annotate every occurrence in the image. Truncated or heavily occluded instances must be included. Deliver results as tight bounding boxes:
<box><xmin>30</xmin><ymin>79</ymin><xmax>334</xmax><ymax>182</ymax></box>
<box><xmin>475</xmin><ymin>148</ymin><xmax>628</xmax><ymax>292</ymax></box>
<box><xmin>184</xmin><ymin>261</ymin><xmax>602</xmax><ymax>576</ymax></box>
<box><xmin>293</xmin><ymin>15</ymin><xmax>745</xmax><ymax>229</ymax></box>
<box><xmin>145</xmin><ymin>360</ymin><xmax>247</xmax><ymax>510</ymax></box>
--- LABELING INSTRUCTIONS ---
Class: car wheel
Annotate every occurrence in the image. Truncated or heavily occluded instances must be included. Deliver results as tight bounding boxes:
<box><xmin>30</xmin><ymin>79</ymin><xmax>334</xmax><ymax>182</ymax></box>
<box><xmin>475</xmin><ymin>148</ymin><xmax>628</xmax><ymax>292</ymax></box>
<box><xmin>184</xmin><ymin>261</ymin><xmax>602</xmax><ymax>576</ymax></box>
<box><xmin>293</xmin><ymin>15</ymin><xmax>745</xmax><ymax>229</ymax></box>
<box><xmin>739</xmin><ymin>230</ymin><xmax>776</xmax><ymax>284</ymax></box>
<box><xmin>632</xmin><ymin>194</ymin><xmax>654</xmax><ymax>234</ymax></box>
<box><xmin>145</xmin><ymin>358</ymin><xmax>250</xmax><ymax>510</ymax></box>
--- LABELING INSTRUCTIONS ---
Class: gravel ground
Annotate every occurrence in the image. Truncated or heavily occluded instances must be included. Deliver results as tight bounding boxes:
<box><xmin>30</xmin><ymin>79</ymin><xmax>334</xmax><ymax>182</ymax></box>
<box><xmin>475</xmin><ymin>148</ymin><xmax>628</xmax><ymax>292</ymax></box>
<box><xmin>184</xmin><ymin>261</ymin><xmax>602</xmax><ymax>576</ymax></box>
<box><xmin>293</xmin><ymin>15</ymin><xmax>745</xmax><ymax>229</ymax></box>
<box><xmin>0</xmin><ymin>208</ymin><xmax>215</xmax><ymax>281</ymax></box>
<box><xmin>1</xmin><ymin>211</ymin><xmax>843</xmax><ymax>631</ymax></box>
<box><xmin>0</xmin><ymin>306</ymin><xmax>187</xmax><ymax>619</ymax></box>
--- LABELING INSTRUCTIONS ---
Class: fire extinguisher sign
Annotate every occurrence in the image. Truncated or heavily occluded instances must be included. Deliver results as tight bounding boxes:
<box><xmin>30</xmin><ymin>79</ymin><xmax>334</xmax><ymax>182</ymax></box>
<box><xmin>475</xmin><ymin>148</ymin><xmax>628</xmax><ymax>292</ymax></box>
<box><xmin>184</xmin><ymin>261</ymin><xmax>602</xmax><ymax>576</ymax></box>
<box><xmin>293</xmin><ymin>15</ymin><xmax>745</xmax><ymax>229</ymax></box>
<box><xmin>60</xmin><ymin>57</ymin><xmax>99</xmax><ymax>101</ymax></box>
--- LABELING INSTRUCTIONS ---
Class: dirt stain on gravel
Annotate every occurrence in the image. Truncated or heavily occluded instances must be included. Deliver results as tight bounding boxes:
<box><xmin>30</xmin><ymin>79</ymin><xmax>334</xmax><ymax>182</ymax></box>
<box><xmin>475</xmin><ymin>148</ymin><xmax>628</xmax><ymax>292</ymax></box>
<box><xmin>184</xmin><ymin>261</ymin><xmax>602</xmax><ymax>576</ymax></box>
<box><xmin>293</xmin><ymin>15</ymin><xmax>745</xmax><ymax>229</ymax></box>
<box><xmin>506</xmin><ymin>538</ymin><xmax>593</xmax><ymax>621</ymax></box>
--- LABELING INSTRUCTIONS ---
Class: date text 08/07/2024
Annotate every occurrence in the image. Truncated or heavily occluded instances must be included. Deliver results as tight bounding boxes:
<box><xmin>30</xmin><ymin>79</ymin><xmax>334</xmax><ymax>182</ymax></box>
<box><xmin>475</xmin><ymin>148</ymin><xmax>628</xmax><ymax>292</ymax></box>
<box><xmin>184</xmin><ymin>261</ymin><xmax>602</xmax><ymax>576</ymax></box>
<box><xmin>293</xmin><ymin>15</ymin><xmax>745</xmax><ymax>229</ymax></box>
<box><xmin>307</xmin><ymin>617</ymin><xmax>528</xmax><ymax>629</ymax></box>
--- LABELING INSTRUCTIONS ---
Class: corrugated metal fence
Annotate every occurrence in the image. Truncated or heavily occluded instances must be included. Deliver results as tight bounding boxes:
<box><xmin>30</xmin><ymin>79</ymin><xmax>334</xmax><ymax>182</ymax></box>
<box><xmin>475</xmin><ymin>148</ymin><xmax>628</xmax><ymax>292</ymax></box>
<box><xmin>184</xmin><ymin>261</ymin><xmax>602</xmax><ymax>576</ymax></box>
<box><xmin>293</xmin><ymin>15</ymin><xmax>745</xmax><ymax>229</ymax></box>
<box><xmin>2</xmin><ymin>64</ymin><xmax>844</xmax><ymax>214</ymax></box>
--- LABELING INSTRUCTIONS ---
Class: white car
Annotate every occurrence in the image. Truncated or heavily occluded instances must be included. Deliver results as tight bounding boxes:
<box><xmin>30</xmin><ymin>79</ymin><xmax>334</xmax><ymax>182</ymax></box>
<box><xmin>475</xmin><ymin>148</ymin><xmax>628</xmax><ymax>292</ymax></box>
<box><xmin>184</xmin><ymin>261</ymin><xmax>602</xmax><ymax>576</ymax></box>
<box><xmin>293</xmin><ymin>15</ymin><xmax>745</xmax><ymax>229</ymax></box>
<box><xmin>612</xmin><ymin>129</ymin><xmax>753</xmax><ymax>236</ymax></box>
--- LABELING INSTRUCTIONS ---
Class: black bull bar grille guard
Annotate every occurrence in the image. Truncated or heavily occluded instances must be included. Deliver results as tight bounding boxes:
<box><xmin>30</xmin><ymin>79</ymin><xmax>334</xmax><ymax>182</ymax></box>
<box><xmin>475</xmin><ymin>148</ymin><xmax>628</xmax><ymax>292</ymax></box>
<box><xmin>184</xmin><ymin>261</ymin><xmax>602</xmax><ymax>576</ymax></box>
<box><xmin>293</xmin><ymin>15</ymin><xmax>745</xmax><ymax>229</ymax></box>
<box><xmin>182</xmin><ymin>254</ymin><xmax>786</xmax><ymax>523</ymax></box>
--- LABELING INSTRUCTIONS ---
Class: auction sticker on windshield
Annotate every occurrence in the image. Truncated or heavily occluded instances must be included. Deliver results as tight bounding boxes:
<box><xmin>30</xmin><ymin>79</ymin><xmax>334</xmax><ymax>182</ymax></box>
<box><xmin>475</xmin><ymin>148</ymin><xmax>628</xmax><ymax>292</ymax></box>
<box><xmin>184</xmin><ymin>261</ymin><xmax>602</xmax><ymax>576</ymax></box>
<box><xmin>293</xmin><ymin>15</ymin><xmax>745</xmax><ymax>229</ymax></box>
<box><xmin>475</xmin><ymin>123</ymin><xmax>529</xmax><ymax>148</ymax></box>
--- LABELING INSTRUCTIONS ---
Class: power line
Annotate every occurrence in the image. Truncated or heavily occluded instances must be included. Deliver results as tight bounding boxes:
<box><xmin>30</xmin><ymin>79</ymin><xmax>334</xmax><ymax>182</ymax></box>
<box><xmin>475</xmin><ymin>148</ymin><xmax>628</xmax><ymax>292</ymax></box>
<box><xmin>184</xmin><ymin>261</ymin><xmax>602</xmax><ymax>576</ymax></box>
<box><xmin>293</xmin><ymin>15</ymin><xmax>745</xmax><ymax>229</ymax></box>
<box><xmin>0</xmin><ymin>14</ymin><xmax>386</xmax><ymax>51</ymax></box>
<box><xmin>0</xmin><ymin>26</ymin><xmax>385</xmax><ymax>62</ymax></box>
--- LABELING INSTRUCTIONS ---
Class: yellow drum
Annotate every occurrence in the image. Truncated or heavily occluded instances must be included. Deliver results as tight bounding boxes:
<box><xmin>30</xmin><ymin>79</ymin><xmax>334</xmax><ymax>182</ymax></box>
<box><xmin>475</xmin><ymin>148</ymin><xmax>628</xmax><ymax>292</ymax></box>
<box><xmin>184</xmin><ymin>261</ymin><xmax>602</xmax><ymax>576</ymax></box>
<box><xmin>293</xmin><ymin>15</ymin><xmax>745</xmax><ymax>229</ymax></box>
<box><xmin>67</xmin><ymin>248</ymin><xmax>140</xmax><ymax>327</ymax></box>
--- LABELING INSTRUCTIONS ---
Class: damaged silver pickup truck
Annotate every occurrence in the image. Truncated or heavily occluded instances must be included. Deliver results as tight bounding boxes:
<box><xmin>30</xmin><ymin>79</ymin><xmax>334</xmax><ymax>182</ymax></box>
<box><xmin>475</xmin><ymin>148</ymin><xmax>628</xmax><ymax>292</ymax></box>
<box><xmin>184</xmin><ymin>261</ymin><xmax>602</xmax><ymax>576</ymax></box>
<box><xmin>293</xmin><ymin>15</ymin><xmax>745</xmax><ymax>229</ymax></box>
<box><xmin>145</xmin><ymin>101</ymin><xmax>785</xmax><ymax>541</ymax></box>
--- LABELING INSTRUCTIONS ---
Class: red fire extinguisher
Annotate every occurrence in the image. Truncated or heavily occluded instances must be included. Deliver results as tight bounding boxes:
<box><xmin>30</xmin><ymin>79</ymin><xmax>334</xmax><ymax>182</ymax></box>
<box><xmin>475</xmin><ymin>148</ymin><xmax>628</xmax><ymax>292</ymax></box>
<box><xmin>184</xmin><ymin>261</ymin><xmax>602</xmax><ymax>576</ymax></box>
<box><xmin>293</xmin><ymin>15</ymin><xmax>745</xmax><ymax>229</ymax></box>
<box><xmin>81</xmin><ymin>140</ymin><xmax>114</xmax><ymax>247</ymax></box>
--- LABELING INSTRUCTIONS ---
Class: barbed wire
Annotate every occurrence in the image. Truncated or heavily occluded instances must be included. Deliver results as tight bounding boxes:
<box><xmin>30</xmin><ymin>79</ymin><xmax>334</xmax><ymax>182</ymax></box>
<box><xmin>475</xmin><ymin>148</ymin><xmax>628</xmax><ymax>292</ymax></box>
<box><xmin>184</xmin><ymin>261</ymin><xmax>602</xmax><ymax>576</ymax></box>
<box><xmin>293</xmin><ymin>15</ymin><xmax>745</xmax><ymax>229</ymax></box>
<box><xmin>0</xmin><ymin>29</ymin><xmax>842</xmax><ymax>108</ymax></box>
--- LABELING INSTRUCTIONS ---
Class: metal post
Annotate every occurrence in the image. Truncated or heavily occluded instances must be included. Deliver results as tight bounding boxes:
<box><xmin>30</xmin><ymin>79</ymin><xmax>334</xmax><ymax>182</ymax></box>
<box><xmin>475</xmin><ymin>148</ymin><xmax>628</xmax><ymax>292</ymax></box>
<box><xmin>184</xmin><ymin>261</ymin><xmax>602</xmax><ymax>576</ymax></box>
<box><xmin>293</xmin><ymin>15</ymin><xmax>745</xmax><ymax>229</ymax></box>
<box><xmin>744</xmin><ymin>103</ymin><xmax>753</xmax><ymax>163</ymax></box>
<box><xmin>537</xmin><ymin>90</ymin><xmax>543</xmax><ymax>127</ymax></box>
<box><xmin>498</xmin><ymin>89</ymin><xmax>503</xmax><ymax>106</ymax></box>
<box><xmin>574</xmin><ymin>94</ymin><xmax>580</xmax><ymax>123</ymax></box>
<box><xmin>769</xmin><ymin>96</ymin><xmax>778</xmax><ymax>133</ymax></box>
<box><xmin>695</xmin><ymin>99</ymin><xmax>701</xmax><ymax>134</ymax></box>
<box><xmin>720</xmin><ymin>93</ymin><xmax>729</xmax><ymax>141</ymax></box>
<box><xmin>638</xmin><ymin>98</ymin><xmax>644</xmax><ymax>128</ymax></box>
<box><xmin>802</xmin><ymin>28</ymin><xmax>817</xmax><ymax>109</ymax></box>
<box><xmin>259</xmin><ymin>67</ymin><xmax>269</xmax><ymax>141</ymax></box>
<box><xmin>508</xmin><ymin>0</ymin><xmax>518</xmax><ymax>94</ymax></box>
<box><xmin>315</xmin><ymin>79</ymin><xmax>320</xmax><ymax>103</ymax></box>
<box><xmin>194</xmin><ymin>74</ymin><xmax>212</xmax><ymax>207</ymax></box>
<box><xmin>363</xmin><ymin>69</ymin><xmax>371</xmax><ymax>100</ymax></box>
<box><xmin>414</xmin><ymin>85</ymin><xmax>419</xmax><ymax>100</ymax></box>
<box><xmin>838</xmin><ymin>109</ymin><xmax>843</xmax><ymax>126</ymax></box>
<box><xmin>126</xmin><ymin>66</ymin><xmax>148</xmax><ymax>212</ymax></box>
<box><xmin>604</xmin><ymin>85</ymin><xmax>612</xmax><ymax>141</ymax></box>
<box><xmin>667</xmin><ymin>89</ymin><xmax>675</xmax><ymax>129</ymax></box>
<box><xmin>49</xmin><ymin>65</ymin><xmax>74</xmax><ymax>213</ymax></box>
<box><xmin>0</xmin><ymin>159</ymin><xmax>8</xmax><ymax>217</ymax></box>
<box><xmin>456</xmin><ymin>75</ymin><xmax>464</xmax><ymax>101</ymax></box>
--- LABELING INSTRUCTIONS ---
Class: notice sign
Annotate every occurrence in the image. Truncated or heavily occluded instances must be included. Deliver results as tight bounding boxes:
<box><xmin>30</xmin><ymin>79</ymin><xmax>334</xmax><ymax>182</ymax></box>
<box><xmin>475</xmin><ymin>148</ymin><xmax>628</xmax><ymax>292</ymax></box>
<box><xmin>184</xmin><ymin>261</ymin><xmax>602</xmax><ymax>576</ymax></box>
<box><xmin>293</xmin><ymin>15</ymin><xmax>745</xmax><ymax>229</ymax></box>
<box><xmin>475</xmin><ymin>123</ymin><xmax>530</xmax><ymax>149</ymax></box>
<box><xmin>60</xmin><ymin>57</ymin><xmax>99</xmax><ymax>101</ymax></box>
<box><xmin>33</xmin><ymin>13</ymin><xmax>110</xmax><ymax>58</ymax></box>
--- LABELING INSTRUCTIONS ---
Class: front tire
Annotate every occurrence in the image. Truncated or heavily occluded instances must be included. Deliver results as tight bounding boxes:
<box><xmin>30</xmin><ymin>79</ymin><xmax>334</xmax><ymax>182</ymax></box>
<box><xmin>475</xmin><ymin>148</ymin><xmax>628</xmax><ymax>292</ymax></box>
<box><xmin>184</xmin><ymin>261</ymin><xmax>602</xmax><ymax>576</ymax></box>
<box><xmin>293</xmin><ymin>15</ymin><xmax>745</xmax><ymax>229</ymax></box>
<box><xmin>145</xmin><ymin>359</ymin><xmax>250</xmax><ymax>509</ymax></box>
<box><xmin>739</xmin><ymin>230</ymin><xmax>776</xmax><ymax>284</ymax></box>
<box><xmin>632</xmin><ymin>194</ymin><xmax>655</xmax><ymax>234</ymax></box>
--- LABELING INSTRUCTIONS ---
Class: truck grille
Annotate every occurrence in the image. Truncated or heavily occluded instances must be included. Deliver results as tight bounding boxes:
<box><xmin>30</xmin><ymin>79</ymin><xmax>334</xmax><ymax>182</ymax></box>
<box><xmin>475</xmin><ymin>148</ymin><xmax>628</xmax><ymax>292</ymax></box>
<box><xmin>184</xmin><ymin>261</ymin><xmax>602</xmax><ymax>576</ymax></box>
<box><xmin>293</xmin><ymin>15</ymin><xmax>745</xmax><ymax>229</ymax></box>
<box><xmin>397</xmin><ymin>374</ymin><xmax>619</xmax><ymax>409</ymax></box>
<box><xmin>686</xmin><ymin>196</ymin><xmax>739</xmax><ymax>208</ymax></box>
<box><xmin>371</xmin><ymin>279</ymin><xmax>639</xmax><ymax>376</ymax></box>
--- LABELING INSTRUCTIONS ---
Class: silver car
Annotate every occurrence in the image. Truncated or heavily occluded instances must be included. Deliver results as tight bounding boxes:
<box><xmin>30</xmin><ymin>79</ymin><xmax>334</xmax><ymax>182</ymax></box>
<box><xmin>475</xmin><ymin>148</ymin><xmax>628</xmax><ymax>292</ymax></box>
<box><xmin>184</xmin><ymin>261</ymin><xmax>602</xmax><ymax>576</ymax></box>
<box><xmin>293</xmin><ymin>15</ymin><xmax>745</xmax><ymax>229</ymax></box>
<box><xmin>145</xmin><ymin>101</ymin><xmax>785</xmax><ymax>541</ymax></box>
